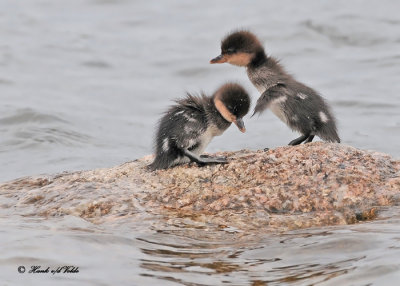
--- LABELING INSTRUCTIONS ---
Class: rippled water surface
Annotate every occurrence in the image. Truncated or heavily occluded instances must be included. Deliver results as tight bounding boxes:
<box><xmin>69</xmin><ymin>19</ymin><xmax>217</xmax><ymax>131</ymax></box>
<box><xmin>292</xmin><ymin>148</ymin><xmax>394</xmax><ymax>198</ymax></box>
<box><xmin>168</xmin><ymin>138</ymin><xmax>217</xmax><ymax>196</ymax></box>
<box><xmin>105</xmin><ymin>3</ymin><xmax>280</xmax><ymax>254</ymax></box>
<box><xmin>2</xmin><ymin>210</ymin><xmax>400</xmax><ymax>285</ymax></box>
<box><xmin>1</xmin><ymin>0</ymin><xmax>400</xmax><ymax>285</ymax></box>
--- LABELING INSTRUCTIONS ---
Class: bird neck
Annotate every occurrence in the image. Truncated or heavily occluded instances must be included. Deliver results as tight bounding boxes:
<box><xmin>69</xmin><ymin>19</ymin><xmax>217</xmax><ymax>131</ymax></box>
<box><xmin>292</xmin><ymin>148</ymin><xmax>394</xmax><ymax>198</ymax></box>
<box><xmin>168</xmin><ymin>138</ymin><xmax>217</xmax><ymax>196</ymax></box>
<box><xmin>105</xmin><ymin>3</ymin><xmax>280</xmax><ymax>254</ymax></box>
<box><xmin>206</xmin><ymin>98</ymin><xmax>231</xmax><ymax>131</ymax></box>
<box><xmin>248</xmin><ymin>49</ymin><xmax>267</xmax><ymax>68</ymax></box>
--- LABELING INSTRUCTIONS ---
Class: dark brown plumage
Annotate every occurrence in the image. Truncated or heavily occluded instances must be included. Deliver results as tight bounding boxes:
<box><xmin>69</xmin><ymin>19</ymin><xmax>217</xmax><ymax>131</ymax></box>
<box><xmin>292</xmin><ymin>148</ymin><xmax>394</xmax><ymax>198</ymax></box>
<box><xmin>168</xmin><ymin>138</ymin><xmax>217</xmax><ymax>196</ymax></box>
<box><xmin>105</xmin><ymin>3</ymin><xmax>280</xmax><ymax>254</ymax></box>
<box><xmin>149</xmin><ymin>83</ymin><xmax>250</xmax><ymax>170</ymax></box>
<box><xmin>211</xmin><ymin>30</ymin><xmax>340</xmax><ymax>145</ymax></box>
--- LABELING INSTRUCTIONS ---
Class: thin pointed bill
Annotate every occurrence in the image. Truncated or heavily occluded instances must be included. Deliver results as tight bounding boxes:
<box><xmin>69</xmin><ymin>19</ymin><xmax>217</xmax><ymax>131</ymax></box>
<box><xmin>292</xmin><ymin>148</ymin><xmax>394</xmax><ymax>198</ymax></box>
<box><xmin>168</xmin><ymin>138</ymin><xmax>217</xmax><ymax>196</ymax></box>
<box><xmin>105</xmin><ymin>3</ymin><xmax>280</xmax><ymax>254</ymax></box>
<box><xmin>234</xmin><ymin>118</ymin><xmax>246</xmax><ymax>133</ymax></box>
<box><xmin>210</xmin><ymin>54</ymin><xmax>227</xmax><ymax>64</ymax></box>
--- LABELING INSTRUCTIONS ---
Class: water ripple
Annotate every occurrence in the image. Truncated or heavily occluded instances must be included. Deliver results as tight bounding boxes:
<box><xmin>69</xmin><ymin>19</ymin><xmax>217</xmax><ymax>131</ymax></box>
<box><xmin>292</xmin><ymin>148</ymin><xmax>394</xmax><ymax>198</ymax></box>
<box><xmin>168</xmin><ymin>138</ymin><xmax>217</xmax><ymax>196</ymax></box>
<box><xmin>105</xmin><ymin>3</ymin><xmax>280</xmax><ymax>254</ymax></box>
<box><xmin>302</xmin><ymin>20</ymin><xmax>386</xmax><ymax>47</ymax></box>
<box><xmin>0</xmin><ymin>108</ymin><xmax>67</xmax><ymax>125</ymax></box>
<box><xmin>0</xmin><ymin>108</ymin><xmax>92</xmax><ymax>150</ymax></box>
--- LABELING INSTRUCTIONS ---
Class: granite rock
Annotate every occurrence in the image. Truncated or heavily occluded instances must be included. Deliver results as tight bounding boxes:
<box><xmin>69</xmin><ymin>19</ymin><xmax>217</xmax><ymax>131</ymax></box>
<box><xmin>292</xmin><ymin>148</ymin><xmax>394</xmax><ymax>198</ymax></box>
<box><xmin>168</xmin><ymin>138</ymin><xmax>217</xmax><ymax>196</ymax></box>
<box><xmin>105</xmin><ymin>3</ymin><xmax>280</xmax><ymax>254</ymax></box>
<box><xmin>1</xmin><ymin>142</ymin><xmax>399</xmax><ymax>231</ymax></box>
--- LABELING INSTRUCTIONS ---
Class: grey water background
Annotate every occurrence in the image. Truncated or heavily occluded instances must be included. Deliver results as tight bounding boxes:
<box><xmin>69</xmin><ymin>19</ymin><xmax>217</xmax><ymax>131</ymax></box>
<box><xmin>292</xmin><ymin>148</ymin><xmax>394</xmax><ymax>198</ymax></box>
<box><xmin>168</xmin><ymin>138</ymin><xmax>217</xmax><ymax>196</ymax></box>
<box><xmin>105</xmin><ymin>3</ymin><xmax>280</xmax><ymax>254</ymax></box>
<box><xmin>1</xmin><ymin>0</ymin><xmax>400</xmax><ymax>285</ymax></box>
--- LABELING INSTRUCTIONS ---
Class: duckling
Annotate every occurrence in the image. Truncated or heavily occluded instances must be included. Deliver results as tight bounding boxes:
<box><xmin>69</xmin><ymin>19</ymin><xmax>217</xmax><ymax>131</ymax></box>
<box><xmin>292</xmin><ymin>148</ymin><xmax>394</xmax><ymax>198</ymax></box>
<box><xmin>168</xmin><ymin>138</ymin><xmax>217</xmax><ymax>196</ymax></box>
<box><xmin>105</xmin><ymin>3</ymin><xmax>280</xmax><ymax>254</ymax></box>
<box><xmin>210</xmin><ymin>30</ymin><xmax>340</xmax><ymax>145</ymax></box>
<box><xmin>149</xmin><ymin>83</ymin><xmax>250</xmax><ymax>170</ymax></box>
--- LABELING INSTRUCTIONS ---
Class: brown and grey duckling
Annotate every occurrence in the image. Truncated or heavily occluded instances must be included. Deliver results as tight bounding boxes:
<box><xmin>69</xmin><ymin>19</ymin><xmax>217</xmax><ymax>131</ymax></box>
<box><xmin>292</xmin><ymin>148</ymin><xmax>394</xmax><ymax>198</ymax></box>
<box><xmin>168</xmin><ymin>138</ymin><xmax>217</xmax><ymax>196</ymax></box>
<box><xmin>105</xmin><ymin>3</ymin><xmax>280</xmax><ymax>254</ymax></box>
<box><xmin>149</xmin><ymin>83</ymin><xmax>251</xmax><ymax>170</ymax></box>
<box><xmin>210</xmin><ymin>30</ymin><xmax>340</xmax><ymax>145</ymax></box>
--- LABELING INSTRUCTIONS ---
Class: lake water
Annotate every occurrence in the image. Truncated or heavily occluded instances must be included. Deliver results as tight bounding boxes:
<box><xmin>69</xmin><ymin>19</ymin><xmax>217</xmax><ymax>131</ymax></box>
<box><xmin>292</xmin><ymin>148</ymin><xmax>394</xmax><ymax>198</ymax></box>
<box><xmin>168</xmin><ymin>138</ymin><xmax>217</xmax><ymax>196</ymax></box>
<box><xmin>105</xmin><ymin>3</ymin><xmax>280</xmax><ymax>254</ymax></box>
<box><xmin>1</xmin><ymin>0</ymin><xmax>400</xmax><ymax>285</ymax></box>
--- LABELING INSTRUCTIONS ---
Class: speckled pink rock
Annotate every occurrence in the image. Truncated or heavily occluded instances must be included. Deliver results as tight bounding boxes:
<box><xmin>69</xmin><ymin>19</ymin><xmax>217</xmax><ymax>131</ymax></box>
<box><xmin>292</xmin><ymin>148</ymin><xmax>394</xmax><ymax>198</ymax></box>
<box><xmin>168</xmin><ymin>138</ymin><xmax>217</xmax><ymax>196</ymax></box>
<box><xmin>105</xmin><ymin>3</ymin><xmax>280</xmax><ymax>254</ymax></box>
<box><xmin>1</xmin><ymin>143</ymin><xmax>399</xmax><ymax>231</ymax></box>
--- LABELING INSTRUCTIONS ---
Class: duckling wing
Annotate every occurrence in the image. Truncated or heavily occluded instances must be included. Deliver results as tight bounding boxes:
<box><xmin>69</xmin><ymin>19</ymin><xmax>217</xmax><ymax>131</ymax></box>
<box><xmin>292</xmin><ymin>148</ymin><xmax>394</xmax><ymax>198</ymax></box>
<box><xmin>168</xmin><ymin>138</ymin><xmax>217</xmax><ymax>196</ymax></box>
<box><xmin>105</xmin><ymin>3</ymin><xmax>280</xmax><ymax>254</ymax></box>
<box><xmin>167</xmin><ymin>110</ymin><xmax>207</xmax><ymax>151</ymax></box>
<box><xmin>252</xmin><ymin>84</ymin><xmax>288</xmax><ymax>116</ymax></box>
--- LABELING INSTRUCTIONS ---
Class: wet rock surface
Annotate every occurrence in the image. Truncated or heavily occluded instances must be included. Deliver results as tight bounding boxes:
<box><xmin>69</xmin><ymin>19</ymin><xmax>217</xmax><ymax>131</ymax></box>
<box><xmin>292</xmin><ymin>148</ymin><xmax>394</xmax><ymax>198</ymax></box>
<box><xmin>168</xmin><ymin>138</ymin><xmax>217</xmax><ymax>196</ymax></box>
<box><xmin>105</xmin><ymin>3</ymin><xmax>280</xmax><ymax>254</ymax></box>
<box><xmin>1</xmin><ymin>143</ymin><xmax>399</xmax><ymax>231</ymax></box>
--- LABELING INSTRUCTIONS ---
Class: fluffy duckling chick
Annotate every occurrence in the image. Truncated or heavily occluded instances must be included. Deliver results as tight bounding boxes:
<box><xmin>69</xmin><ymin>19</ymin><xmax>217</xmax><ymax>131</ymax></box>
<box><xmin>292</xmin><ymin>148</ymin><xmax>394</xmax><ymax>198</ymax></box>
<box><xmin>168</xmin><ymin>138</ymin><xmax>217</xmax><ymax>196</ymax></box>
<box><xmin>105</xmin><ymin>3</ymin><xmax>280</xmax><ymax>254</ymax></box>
<box><xmin>149</xmin><ymin>83</ymin><xmax>250</xmax><ymax>170</ymax></box>
<box><xmin>210</xmin><ymin>30</ymin><xmax>340</xmax><ymax>145</ymax></box>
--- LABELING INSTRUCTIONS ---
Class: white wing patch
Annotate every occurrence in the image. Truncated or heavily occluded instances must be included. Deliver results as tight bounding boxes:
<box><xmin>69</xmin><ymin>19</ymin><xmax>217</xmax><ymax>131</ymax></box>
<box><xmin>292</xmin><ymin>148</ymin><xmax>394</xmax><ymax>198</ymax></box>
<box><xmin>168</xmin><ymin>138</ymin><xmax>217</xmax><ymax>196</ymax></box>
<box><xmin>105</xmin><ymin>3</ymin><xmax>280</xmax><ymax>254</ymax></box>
<box><xmin>297</xmin><ymin>92</ymin><xmax>307</xmax><ymax>99</ymax></box>
<box><xmin>162</xmin><ymin>138</ymin><xmax>169</xmax><ymax>152</ymax></box>
<box><xmin>319</xmin><ymin>111</ymin><xmax>329</xmax><ymax>123</ymax></box>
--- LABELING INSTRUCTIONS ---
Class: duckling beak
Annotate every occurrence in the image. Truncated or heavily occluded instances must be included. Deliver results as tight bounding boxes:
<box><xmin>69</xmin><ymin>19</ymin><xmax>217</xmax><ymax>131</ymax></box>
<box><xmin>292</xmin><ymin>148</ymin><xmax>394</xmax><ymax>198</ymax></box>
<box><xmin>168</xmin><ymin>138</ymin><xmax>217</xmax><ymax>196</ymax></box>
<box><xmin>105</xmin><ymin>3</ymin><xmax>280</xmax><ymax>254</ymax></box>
<box><xmin>210</xmin><ymin>54</ymin><xmax>227</xmax><ymax>64</ymax></box>
<box><xmin>234</xmin><ymin>118</ymin><xmax>246</xmax><ymax>133</ymax></box>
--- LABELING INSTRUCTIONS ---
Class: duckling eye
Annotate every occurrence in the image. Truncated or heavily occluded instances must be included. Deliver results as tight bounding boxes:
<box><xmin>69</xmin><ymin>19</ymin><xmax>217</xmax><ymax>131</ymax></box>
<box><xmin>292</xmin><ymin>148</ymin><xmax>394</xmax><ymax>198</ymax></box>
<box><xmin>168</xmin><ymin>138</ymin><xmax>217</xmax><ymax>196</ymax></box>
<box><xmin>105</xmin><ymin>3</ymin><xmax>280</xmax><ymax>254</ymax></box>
<box><xmin>227</xmin><ymin>105</ymin><xmax>235</xmax><ymax>112</ymax></box>
<box><xmin>225</xmin><ymin>48</ymin><xmax>236</xmax><ymax>54</ymax></box>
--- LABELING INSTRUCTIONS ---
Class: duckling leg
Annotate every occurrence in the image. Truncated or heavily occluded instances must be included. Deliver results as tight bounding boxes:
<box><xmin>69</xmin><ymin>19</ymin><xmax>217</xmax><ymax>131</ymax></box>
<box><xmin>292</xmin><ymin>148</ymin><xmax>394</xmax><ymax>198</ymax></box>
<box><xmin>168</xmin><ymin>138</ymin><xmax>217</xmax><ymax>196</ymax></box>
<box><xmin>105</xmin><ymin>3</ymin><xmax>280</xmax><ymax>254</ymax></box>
<box><xmin>183</xmin><ymin>149</ymin><xmax>228</xmax><ymax>166</ymax></box>
<box><xmin>201</xmin><ymin>154</ymin><xmax>228</xmax><ymax>160</ymax></box>
<box><xmin>288</xmin><ymin>134</ymin><xmax>309</xmax><ymax>146</ymax></box>
<box><xmin>200</xmin><ymin>154</ymin><xmax>211</xmax><ymax>158</ymax></box>
<box><xmin>304</xmin><ymin>135</ymin><xmax>315</xmax><ymax>143</ymax></box>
